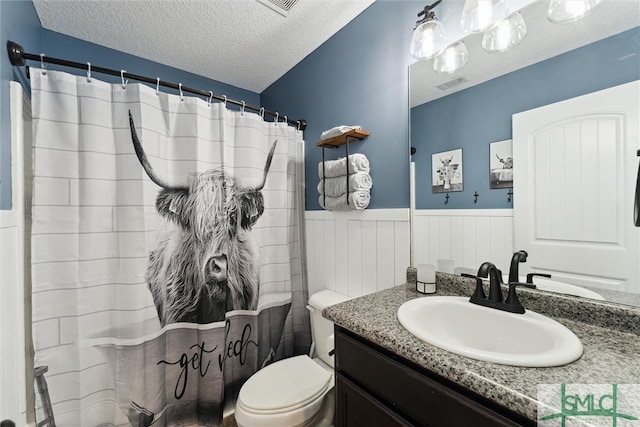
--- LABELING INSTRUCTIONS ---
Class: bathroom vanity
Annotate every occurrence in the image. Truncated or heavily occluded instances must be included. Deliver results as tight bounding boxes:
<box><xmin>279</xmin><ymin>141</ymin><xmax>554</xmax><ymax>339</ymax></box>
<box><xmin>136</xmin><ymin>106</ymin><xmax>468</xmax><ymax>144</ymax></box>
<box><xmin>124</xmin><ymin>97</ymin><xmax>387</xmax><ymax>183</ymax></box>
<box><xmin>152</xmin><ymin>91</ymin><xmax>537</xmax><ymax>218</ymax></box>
<box><xmin>323</xmin><ymin>275</ymin><xmax>640</xmax><ymax>426</ymax></box>
<box><xmin>334</xmin><ymin>327</ymin><xmax>530</xmax><ymax>426</ymax></box>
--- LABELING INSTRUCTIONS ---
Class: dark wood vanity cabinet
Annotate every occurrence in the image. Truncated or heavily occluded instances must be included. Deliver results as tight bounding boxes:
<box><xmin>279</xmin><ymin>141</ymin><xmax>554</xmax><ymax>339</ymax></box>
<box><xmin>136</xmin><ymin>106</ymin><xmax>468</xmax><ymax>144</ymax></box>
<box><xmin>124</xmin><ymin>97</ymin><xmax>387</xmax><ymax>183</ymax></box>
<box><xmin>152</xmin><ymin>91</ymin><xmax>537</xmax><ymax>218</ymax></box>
<box><xmin>334</xmin><ymin>326</ymin><xmax>535</xmax><ymax>427</ymax></box>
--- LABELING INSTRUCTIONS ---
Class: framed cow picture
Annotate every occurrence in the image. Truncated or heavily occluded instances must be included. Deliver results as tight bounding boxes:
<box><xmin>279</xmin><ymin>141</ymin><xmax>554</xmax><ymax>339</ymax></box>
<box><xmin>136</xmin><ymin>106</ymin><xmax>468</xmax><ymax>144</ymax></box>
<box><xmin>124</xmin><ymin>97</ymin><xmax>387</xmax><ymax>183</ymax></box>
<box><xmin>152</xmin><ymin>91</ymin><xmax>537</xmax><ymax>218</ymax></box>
<box><xmin>432</xmin><ymin>148</ymin><xmax>463</xmax><ymax>193</ymax></box>
<box><xmin>489</xmin><ymin>139</ymin><xmax>513</xmax><ymax>189</ymax></box>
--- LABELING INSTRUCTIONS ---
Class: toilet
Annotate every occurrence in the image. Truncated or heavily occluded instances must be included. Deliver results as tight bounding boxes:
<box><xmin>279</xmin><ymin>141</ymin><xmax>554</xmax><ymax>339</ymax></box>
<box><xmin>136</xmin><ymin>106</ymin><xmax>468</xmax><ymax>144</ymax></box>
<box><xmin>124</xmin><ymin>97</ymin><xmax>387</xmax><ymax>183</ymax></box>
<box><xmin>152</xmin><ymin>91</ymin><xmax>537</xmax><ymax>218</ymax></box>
<box><xmin>234</xmin><ymin>290</ymin><xmax>351</xmax><ymax>427</ymax></box>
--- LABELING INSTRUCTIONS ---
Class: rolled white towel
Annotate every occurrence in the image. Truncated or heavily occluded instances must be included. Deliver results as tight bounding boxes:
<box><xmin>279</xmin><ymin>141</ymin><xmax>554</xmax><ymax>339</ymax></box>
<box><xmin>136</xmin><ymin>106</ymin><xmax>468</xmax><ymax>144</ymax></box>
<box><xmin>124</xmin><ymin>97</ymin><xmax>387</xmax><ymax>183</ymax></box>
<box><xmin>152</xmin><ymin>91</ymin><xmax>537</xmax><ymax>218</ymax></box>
<box><xmin>321</xmin><ymin>125</ymin><xmax>361</xmax><ymax>140</ymax></box>
<box><xmin>319</xmin><ymin>191</ymin><xmax>370</xmax><ymax>211</ymax></box>
<box><xmin>318</xmin><ymin>154</ymin><xmax>369</xmax><ymax>178</ymax></box>
<box><xmin>317</xmin><ymin>173</ymin><xmax>372</xmax><ymax>197</ymax></box>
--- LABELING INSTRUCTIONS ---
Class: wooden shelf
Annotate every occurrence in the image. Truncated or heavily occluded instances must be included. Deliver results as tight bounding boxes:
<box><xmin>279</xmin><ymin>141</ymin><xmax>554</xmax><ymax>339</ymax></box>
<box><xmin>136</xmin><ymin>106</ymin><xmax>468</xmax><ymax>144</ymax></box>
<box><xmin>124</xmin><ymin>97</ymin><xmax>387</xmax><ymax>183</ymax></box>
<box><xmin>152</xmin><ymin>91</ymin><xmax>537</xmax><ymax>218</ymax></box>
<box><xmin>316</xmin><ymin>129</ymin><xmax>371</xmax><ymax>148</ymax></box>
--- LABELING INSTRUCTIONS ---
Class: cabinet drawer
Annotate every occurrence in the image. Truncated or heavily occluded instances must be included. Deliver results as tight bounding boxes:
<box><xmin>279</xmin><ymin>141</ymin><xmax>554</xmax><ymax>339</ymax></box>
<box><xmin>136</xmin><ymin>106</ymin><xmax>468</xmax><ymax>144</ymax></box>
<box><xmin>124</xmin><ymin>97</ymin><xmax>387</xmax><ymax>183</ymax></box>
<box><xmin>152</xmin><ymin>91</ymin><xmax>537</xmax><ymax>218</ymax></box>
<box><xmin>335</xmin><ymin>327</ymin><xmax>531</xmax><ymax>427</ymax></box>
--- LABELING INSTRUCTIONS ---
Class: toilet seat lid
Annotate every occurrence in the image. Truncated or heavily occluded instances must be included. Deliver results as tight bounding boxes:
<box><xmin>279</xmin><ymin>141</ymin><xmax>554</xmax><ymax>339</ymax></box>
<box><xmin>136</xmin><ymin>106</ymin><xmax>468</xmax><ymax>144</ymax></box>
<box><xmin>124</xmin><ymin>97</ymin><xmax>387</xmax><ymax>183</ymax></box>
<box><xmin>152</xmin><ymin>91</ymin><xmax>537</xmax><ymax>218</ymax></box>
<box><xmin>238</xmin><ymin>355</ymin><xmax>331</xmax><ymax>413</ymax></box>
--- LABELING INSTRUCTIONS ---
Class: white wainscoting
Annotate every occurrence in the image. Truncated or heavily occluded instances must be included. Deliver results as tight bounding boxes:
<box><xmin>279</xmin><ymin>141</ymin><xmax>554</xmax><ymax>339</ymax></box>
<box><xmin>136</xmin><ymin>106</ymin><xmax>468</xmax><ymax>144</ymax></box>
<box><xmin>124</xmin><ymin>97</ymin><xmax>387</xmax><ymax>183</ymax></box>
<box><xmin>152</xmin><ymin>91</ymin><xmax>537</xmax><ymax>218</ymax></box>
<box><xmin>0</xmin><ymin>82</ymin><xmax>33</xmax><ymax>426</ymax></box>
<box><xmin>412</xmin><ymin>209</ymin><xmax>514</xmax><ymax>275</ymax></box>
<box><xmin>305</xmin><ymin>209</ymin><xmax>410</xmax><ymax>298</ymax></box>
<box><xmin>0</xmin><ymin>212</ymin><xmax>26</xmax><ymax>424</ymax></box>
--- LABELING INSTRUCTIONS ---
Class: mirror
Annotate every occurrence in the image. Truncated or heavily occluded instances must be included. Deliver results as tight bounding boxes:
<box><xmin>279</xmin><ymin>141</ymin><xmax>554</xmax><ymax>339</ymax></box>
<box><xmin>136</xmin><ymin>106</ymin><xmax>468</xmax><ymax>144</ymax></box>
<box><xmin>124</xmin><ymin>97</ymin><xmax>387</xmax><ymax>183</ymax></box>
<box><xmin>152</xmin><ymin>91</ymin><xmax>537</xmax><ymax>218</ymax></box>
<box><xmin>409</xmin><ymin>0</ymin><xmax>640</xmax><ymax>307</ymax></box>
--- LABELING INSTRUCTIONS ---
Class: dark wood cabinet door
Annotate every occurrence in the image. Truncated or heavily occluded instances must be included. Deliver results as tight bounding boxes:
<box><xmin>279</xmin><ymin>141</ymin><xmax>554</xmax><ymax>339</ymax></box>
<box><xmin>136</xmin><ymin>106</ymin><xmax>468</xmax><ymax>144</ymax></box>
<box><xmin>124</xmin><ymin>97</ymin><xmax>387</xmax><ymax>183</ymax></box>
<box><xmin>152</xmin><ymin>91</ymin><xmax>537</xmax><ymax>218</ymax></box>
<box><xmin>336</xmin><ymin>373</ymin><xmax>412</xmax><ymax>427</ymax></box>
<box><xmin>335</xmin><ymin>326</ymin><xmax>534</xmax><ymax>427</ymax></box>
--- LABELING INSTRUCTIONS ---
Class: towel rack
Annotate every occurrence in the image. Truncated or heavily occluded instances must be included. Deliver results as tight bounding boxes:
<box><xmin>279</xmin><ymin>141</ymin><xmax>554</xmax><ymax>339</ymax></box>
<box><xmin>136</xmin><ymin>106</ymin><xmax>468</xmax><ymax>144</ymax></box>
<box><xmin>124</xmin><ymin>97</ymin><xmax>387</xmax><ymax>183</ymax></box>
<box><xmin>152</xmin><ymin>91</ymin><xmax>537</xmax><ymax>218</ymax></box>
<box><xmin>316</xmin><ymin>129</ymin><xmax>370</xmax><ymax>207</ymax></box>
<box><xmin>316</xmin><ymin>129</ymin><xmax>371</xmax><ymax>149</ymax></box>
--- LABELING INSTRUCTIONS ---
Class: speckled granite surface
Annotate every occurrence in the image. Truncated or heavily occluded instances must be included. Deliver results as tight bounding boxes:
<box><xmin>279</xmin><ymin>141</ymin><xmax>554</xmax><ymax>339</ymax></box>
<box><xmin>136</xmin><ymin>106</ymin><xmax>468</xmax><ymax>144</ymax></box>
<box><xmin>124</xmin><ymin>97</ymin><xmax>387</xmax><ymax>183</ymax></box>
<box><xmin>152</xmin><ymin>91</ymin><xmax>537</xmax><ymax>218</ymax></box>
<box><xmin>583</xmin><ymin>285</ymin><xmax>640</xmax><ymax>307</ymax></box>
<box><xmin>323</xmin><ymin>274</ymin><xmax>640</xmax><ymax>421</ymax></box>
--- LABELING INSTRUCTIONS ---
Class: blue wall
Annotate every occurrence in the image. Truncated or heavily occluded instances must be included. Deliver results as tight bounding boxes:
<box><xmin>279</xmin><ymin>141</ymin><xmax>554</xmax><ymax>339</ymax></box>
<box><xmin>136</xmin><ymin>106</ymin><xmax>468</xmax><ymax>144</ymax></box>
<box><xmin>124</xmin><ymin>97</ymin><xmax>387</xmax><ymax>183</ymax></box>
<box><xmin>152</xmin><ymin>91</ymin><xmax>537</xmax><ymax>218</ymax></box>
<box><xmin>2</xmin><ymin>1</ymin><xmax>638</xmax><ymax>213</ymax></box>
<box><xmin>262</xmin><ymin>1</ymin><xmax>422</xmax><ymax>210</ymax></box>
<box><xmin>411</xmin><ymin>26</ymin><xmax>640</xmax><ymax>210</ymax></box>
<box><xmin>0</xmin><ymin>3</ymin><xmax>259</xmax><ymax>210</ymax></box>
<box><xmin>0</xmin><ymin>0</ymin><xmax>42</xmax><ymax>210</ymax></box>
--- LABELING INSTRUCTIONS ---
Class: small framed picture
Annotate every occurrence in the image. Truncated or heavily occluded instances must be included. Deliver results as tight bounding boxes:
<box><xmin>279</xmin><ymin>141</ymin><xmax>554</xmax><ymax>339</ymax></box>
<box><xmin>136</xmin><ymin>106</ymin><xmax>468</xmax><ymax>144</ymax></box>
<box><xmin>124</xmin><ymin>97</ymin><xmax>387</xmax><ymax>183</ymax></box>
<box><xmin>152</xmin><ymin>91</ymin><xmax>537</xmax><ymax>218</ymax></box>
<box><xmin>432</xmin><ymin>148</ymin><xmax>463</xmax><ymax>193</ymax></box>
<box><xmin>489</xmin><ymin>140</ymin><xmax>513</xmax><ymax>189</ymax></box>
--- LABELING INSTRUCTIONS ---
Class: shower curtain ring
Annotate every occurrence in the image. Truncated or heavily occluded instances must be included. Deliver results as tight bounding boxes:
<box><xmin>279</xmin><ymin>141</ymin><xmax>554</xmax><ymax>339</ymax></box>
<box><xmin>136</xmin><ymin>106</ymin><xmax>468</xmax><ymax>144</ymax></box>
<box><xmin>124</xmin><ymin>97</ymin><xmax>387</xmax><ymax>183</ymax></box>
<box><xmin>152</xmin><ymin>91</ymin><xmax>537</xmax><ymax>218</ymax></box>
<box><xmin>222</xmin><ymin>95</ymin><xmax>227</xmax><ymax>107</ymax></box>
<box><xmin>260</xmin><ymin>107</ymin><xmax>265</xmax><ymax>119</ymax></box>
<box><xmin>40</xmin><ymin>53</ymin><xmax>46</xmax><ymax>75</ymax></box>
<box><xmin>156</xmin><ymin>77</ymin><xmax>160</xmax><ymax>95</ymax></box>
<box><xmin>297</xmin><ymin>121</ymin><xmax>301</xmax><ymax>131</ymax></box>
<box><xmin>284</xmin><ymin>116</ymin><xmax>288</xmax><ymax>126</ymax></box>
<box><xmin>241</xmin><ymin>101</ymin><xmax>245</xmax><ymax>115</ymax></box>
<box><xmin>274</xmin><ymin>112</ymin><xmax>279</xmax><ymax>125</ymax></box>
<box><xmin>121</xmin><ymin>70</ymin><xmax>128</xmax><ymax>89</ymax></box>
<box><xmin>208</xmin><ymin>91</ymin><xmax>213</xmax><ymax>107</ymax></box>
<box><xmin>86</xmin><ymin>62</ymin><xmax>91</xmax><ymax>82</ymax></box>
<box><xmin>179</xmin><ymin>83</ymin><xmax>184</xmax><ymax>101</ymax></box>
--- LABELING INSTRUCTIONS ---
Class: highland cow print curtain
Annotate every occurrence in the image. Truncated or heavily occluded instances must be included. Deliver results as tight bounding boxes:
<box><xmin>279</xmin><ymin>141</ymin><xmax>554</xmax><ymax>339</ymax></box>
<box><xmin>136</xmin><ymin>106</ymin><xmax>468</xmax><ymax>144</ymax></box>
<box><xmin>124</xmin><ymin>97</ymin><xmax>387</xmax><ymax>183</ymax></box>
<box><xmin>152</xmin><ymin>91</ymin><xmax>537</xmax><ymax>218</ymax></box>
<box><xmin>29</xmin><ymin>69</ymin><xmax>309</xmax><ymax>426</ymax></box>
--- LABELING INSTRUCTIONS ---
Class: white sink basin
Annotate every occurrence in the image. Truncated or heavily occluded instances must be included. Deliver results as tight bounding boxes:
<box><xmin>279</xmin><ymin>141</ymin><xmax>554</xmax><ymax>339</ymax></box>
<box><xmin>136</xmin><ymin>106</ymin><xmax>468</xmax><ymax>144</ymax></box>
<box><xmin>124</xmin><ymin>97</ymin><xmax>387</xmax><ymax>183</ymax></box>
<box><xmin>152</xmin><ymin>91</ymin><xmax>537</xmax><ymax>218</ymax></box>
<box><xmin>397</xmin><ymin>296</ymin><xmax>583</xmax><ymax>367</ymax></box>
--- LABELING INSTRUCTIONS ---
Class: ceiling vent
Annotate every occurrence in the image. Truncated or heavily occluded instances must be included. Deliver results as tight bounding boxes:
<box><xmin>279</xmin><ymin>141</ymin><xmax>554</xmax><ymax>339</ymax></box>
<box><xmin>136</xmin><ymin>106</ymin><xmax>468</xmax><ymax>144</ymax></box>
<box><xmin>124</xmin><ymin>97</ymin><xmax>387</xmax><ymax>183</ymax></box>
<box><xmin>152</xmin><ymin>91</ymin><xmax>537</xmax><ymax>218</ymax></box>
<box><xmin>436</xmin><ymin>76</ymin><xmax>469</xmax><ymax>91</ymax></box>
<box><xmin>256</xmin><ymin>0</ymin><xmax>299</xmax><ymax>16</ymax></box>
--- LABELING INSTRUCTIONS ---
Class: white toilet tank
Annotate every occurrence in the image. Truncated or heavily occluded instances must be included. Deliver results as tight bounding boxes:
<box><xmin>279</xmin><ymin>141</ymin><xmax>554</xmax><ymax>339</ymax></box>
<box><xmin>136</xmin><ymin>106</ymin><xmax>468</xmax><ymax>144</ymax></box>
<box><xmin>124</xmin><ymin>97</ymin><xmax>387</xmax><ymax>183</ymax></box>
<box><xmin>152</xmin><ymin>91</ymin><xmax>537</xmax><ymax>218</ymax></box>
<box><xmin>307</xmin><ymin>290</ymin><xmax>351</xmax><ymax>367</ymax></box>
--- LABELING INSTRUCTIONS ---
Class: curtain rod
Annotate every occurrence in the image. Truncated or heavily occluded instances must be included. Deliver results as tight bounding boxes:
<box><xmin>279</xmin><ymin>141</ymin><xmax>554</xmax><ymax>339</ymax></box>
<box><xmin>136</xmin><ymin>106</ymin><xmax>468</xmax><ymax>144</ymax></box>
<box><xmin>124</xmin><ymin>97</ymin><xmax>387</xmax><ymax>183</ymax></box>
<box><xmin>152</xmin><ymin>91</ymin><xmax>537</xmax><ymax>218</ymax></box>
<box><xmin>6</xmin><ymin>40</ymin><xmax>307</xmax><ymax>131</ymax></box>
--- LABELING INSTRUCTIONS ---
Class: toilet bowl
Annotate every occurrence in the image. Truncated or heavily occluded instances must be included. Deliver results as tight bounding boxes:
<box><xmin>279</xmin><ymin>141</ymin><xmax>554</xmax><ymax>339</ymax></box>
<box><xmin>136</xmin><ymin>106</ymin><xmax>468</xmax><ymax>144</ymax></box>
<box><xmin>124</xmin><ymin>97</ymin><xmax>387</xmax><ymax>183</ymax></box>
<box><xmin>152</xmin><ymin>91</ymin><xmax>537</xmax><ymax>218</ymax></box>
<box><xmin>234</xmin><ymin>355</ymin><xmax>334</xmax><ymax>427</ymax></box>
<box><xmin>234</xmin><ymin>290</ymin><xmax>350</xmax><ymax>427</ymax></box>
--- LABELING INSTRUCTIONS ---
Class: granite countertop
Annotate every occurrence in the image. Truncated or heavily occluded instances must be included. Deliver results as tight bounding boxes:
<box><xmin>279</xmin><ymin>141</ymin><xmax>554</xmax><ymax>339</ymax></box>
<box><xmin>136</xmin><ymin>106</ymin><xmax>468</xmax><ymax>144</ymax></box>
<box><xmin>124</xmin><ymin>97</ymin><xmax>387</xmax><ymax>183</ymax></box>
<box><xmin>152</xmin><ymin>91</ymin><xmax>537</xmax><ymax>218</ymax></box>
<box><xmin>322</xmin><ymin>274</ymin><xmax>640</xmax><ymax>421</ymax></box>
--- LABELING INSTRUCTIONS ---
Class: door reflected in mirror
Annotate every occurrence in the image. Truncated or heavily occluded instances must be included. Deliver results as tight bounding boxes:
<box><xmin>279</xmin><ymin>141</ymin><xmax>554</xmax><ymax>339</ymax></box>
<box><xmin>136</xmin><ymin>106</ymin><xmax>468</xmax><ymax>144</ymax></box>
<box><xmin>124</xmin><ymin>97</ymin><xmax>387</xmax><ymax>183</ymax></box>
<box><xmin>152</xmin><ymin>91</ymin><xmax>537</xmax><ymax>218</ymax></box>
<box><xmin>409</xmin><ymin>0</ymin><xmax>640</xmax><ymax>307</ymax></box>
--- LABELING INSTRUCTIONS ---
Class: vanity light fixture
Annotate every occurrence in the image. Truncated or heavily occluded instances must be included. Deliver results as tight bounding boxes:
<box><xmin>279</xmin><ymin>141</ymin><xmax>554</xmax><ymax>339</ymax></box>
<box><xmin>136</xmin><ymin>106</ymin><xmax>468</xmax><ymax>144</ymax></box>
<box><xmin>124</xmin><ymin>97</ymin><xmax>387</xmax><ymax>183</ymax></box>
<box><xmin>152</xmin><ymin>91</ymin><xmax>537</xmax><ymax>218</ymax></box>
<box><xmin>547</xmin><ymin>0</ymin><xmax>602</xmax><ymax>24</ymax></box>
<box><xmin>410</xmin><ymin>0</ymin><xmax>449</xmax><ymax>60</ymax></box>
<box><xmin>482</xmin><ymin>11</ymin><xmax>527</xmax><ymax>53</ymax></box>
<box><xmin>433</xmin><ymin>41</ymin><xmax>469</xmax><ymax>74</ymax></box>
<box><xmin>460</xmin><ymin>0</ymin><xmax>510</xmax><ymax>34</ymax></box>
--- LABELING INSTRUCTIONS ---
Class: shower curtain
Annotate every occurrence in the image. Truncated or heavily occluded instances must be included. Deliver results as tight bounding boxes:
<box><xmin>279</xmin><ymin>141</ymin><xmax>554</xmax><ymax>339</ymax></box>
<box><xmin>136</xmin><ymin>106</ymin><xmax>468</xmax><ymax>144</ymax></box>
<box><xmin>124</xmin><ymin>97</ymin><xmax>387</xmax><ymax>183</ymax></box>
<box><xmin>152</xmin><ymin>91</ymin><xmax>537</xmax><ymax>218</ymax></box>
<box><xmin>29</xmin><ymin>69</ymin><xmax>309</xmax><ymax>426</ymax></box>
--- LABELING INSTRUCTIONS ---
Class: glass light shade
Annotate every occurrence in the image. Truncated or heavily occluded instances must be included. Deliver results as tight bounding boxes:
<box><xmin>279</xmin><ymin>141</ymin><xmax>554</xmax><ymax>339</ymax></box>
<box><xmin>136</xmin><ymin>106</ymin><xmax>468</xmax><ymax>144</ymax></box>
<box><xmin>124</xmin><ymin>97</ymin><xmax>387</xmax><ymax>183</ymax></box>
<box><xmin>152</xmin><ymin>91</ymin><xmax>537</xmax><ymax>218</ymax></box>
<box><xmin>547</xmin><ymin>0</ymin><xmax>602</xmax><ymax>24</ymax></box>
<box><xmin>433</xmin><ymin>41</ymin><xmax>469</xmax><ymax>74</ymax></box>
<box><xmin>410</xmin><ymin>19</ymin><xmax>449</xmax><ymax>60</ymax></box>
<box><xmin>482</xmin><ymin>12</ymin><xmax>527</xmax><ymax>53</ymax></box>
<box><xmin>460</xmin><ymin>0</ymin><xmax>510</xmax><ymax>34</ymax></box>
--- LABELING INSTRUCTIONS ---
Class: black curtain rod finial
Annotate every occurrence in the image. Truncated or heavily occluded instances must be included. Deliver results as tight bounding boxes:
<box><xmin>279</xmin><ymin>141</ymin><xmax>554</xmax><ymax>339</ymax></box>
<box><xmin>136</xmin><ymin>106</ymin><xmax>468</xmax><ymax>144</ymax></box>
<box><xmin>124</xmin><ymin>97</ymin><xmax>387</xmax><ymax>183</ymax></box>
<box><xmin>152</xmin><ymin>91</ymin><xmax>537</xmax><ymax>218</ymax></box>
<box><xmin>7</xmin><ymin>40</ymin><xmax>25</xmax><ymax>66</ymax></box>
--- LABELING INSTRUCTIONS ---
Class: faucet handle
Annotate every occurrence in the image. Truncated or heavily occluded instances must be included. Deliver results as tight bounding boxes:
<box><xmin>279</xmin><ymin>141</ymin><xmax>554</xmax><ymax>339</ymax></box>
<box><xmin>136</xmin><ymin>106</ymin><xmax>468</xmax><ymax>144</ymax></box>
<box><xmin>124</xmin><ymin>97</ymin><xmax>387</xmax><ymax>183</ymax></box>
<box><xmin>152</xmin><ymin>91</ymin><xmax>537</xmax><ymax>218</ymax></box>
<box><xmin>503</xmin><ymin>282</ymin><xmax>533</xmax><ymax>314</ymax></box>
<box><xmin>526</xmin><ymin>273</ymin><xmax>552</xmax><ymax>285</ymax></box>
<box><xmin>461</xmin><ymin>273</ymin><xmax>486</xmax><ymax>301</ymax></box>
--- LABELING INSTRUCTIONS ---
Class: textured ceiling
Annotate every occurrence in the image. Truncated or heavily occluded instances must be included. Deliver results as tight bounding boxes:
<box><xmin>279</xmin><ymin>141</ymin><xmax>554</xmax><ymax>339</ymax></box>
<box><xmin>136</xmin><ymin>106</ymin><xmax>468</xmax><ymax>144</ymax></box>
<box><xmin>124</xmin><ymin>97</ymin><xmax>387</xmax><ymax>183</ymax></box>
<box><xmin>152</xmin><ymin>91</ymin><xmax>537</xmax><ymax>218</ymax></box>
<box><xmin>33</xmin><ymin>0</ymin><xmax>375</xmax><ymax>93</ymax></box>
